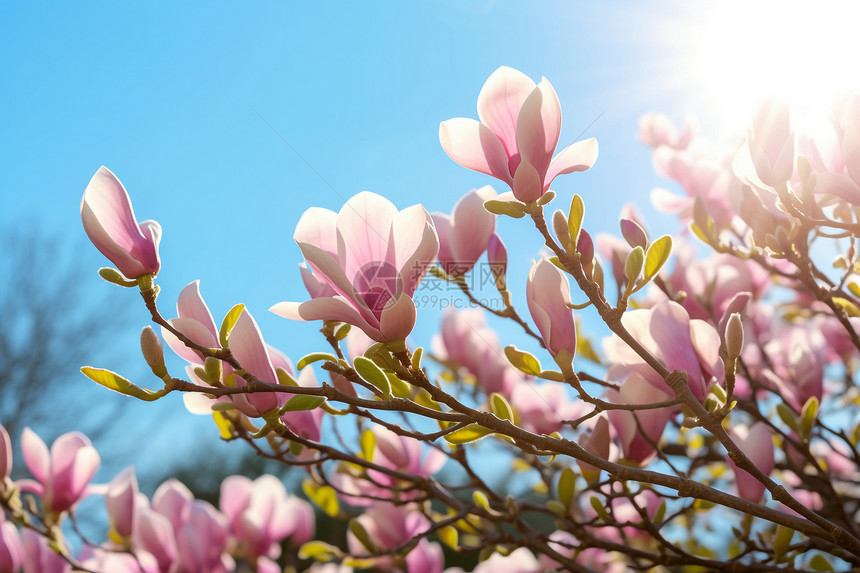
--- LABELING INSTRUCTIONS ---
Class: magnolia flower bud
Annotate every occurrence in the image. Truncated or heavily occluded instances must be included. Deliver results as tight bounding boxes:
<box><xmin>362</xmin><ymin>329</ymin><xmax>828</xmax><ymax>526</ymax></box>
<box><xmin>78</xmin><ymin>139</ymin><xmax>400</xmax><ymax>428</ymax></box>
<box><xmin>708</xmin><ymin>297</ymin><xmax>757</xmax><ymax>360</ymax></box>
<box><xmin>140</xmin><ymin>326</ymin><xmax>168</xmax><ymax>379</ymax></box>
<box><xmin>725</xmin><ymin>313</ymin><xmax>744</xmax><ymax>361</ymax></box>
<box><xmin>0</xmin><ymin>423</ymin><xmax>11</xmax><ymax>480</ymax></box>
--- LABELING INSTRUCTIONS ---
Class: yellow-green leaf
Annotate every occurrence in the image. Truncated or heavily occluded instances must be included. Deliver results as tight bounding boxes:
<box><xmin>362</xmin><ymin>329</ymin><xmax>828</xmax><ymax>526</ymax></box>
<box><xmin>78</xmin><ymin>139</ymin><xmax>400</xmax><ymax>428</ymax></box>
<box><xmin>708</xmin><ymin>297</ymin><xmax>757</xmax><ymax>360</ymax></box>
<box><xmin>360</xmin><ymin>429</ymin><xmax>376</xmax><ymax>461</ymax></box>
<box><xmin>644</xmin><ymin>235</ymin><xmax>672</xmax><ymax>281</ymax></box>
<box><xmin>472</xmin><ymin>490</ymin><xmax>490</xmax><ymax>510</ymax></box>
<box><xmin>353</xmin><ymin>356</ymin><xmax>392</xmax><ymax>396</ymax></box>
<box><xmin>568</xmin><ymin>194</ymin><xmax>585</xmax><ymax>245</ymax></box>
<box><xmin>437</xmin><ymin>525</ymin><xmax>459</xmax><ymax>549</ymax></box>
<box><xmin>302</xmin><ymin>481</ymin><xmax>339</xmax><ymax>517</ymax></box>
<box><xmin>504</xmin><ymin>345</ymin><xmax>542</xmax><ymax>376</ymax></box>
<box><xmin>411</xmin><ymin>347</ymin><xmax>423</xmax><ymax>370</ymax></box>
<box><xmin>80</xmin><ymin>367</ymin><xmax>165</xmax><ymax>402</ymax></box>
<box><xmin>281</xmin><ymin>394</ymin><xmax>326</xmax><ymax>412</ymax></box>
<box><xmin>296</xmin><ymin>353</ymin><xmax>337</xmax><ymax>370</ymax></box>
<box><xmin>219</xmin><ymin>304</ymin><xmax>245</xmax><ymax>348</ymax></box>
<box><xmin>624</xmin><ymin>246</ymin><xmax>645</xmax><ymax>289</ymax></box>
<box><xmin>809</xmin><ymin>554</ymin><xmax>834</xmax><ymax>571</ymax></box>
<box><xmin>773</xmin><ymin>525</ymin><xmax>794</xmax><ymax>561</ymax></box>
<box><xmin>484</xmin><ymin>199</ymin><xmax>526</xmax><ymax>218</ymax></box>
<box><xmin>490</xmin><ymin>393</ymin><xmax>515</xmax><ymax>422</ymax></box>
<box><xmin>212</xmin><ymin>411</ymin><xmax>234</xmax><ymax>440</ymax></box>
<box><xmin>444</xmin><ymin>424</ymin><xmax>492</xmax><ymax>444</ymax></box>
<box><xmin>334</xmin><ymin>323</ymin><xmax>351</xmax><ymax>340</ymax></box>
<box><xmin>558</xmin><ymin>468</ymin><xmax>576</xmax><ymax>508</ymax></box>
<box><xmin>298</xmin><ymin>541</ymin><xmax>343</xmax><ymax>562</ymax></box>
<box><xmin>349</xmin><ymin>519</ymin><xmax>378</xmax><ymax>553</ymax></box>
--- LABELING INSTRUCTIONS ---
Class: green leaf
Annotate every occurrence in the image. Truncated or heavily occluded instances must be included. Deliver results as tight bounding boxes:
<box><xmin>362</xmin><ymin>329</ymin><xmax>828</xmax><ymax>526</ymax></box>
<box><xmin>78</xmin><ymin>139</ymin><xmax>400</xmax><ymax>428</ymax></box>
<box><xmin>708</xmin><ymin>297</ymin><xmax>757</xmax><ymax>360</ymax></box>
<box><xmin>275</xmin><ymin>367</ymin><xmax>298</xmax><ymax>386</ymax></box>
<box><xmin>568</xmin><ymin>194</ymin><xmax>585</xmax><ymax>245</ymax></box>
<box><xmin>219</xmin><ymin>304</ymin><xmax>245</xmax><ymax>348</ymax></box>
<box><xmin>644</xmin><ymin>235</ymin><xmax>672</xmax><ymax>281</ymax></box>
<box><xmin>281</xmin><ymin>394</ymin><xmax>326</xmax><ymax>412</ymax></box>
<box><xmin>653</xmin><ymin>499</ymin><xmax>666</xmax><ymax>525</ymax></box>
<box><xmin>590</xmin><ymin>496</ymin><xmax>610</xmax><ymax>522</ymax></box>
<box><xmin>799</xmin><ymin>396</ymin><xmax>819</xmax><ymax>440</ymax></box>
<box><xmin>98</xmin><ymin>267</ymin><xmax>138</xmax><ymax>287</ymax></box>
<box><xmin>504</xmin><ymin>345</ymin><xmax>542</xmax><ymax>376</ymax></box>
<box><xmin>776</xmin><ymin>403</ymin><xmax>799</xmax><ymax>432</ymax></box>
<box><xmin>537</xmin><ymin>190</ymin><xmax>556</xmax><ymax>206</ymax></box>
<box><xmin>298</xmin><ymin>541</ymin><xmax>342</xmax><ymax>562</ymax></box>
<box><xmin>444</xmin><ymin>424</ymin><xmax>492</xmax><ymax>444</ymax></box>
<box><xmin>490</xmin><ymin>392</ymin><xmax>515</xmax><ymax>422</ymax></box>
<box><xmin>360</xmin><ymin>429</ymin><xmax>376</xmax><ymax>461</ymax></box>
<box><xmin>483</xmin><ymin>199</ymin><xmax>526</xmax><ymax>218</ymax></box>
<box><xmin>472</xmin><ymin>490</ymin><xmax>490</xmax><ymax>510</ymax></box>
<box><xmin>334</xmin><ymin>323</ymin><xmax>351</xmax><ymax>340</ymax></box>
<box><xmin>80</xmin><ymin>367</ymin><xmax>165</xmax><ymax>402</ymax></box>
<box><xmin>386</xmin><ymin>371</ymin><xmax>412</xmax><ymax>398</ymax></box>
<box><xmin>437</xmin><ymin>525</ymin><xmax>459</xmax><ymax>549</ymax></box>
<box><xmin>411</xmin><ymin>347</ymin><xmax>423</xmax><ymax>370</ymax></box>
<box><xmin>624</xmin><ymin>246</ymin><xmax>645</xmax><ymax>289</ymax></box>
<box><xmin>212</xmin><ymin>412</ymin><xmax>234</xmax><ymax>440</ymax></box>
<box><xmin>773</xmin><ymin>525</ymin><xmax>794</xmax><ymax>561</ymax></box>
<box><xmin>302</xmin><ymin>481</ymin><xmax>339</xmax><ymax>517</ymax></box>
<box><xmin>558</xmin><ymin>468</ymin><xmax>576</xmax><ymax>508</ymax></box>
<box><xmin>296</xmin><ymin>353</ymin><xmax>337</xmax><ymax>370</ymax></box>
<box><xmin>348</xmin><ymin>519</ymin><xmax>378</xmax><ymax>553</ymax></box>
<box><xmin>353</xmin><ymin>356</ymin><xmax>392</xmax><ymax>396</ymax></box>
<box><xmin>809</xmin><ymin>554</ymin><xmax>834</xmax><ymax>571</ymax></box>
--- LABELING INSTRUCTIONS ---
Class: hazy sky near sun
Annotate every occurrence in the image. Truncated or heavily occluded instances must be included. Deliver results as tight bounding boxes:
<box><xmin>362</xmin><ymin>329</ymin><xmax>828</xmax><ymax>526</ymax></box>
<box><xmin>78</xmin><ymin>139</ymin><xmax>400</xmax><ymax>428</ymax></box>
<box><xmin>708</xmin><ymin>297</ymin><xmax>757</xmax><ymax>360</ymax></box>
<box><xmin>0</xmin><ymin>1</ymin><xmax>794</xmax><ymax>474</ymax></box>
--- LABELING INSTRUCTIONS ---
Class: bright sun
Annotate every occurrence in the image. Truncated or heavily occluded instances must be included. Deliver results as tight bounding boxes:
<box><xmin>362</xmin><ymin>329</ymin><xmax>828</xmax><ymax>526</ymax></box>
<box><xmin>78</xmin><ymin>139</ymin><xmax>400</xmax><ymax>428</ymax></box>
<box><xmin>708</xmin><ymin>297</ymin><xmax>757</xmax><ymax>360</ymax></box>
<box><xmin>688</xmin><ymin>0</ymin><xmax>860</xmax><ymax>129</ymax></box>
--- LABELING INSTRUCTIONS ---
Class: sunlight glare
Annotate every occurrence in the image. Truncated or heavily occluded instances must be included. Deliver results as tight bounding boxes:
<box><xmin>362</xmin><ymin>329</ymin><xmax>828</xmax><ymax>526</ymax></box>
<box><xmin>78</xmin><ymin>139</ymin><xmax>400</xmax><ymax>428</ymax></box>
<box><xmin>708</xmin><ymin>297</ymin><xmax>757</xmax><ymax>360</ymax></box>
<box><xmin>688</xmin><ymin>0</ymin><xmax>860</xmax><ymax>131</ymax></box>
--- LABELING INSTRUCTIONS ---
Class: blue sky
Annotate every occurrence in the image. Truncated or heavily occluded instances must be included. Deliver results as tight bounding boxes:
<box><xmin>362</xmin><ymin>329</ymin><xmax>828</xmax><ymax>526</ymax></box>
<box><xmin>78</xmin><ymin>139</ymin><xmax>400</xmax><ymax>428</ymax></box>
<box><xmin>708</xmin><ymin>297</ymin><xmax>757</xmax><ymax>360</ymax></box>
<box><xmin>1</xmin><ymin>1</ymin><xmax>739</xmax><ymax>481</ymax></box>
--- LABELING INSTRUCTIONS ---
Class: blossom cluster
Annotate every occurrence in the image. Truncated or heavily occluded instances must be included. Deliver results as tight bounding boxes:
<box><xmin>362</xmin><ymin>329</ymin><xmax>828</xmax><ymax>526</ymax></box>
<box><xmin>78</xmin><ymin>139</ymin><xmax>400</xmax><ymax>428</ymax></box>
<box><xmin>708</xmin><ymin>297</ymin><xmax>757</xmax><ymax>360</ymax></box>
<box><xmin>11</xmin><ymin>66</ymin><xmax>856</xmax><ymax>572</ymax></box>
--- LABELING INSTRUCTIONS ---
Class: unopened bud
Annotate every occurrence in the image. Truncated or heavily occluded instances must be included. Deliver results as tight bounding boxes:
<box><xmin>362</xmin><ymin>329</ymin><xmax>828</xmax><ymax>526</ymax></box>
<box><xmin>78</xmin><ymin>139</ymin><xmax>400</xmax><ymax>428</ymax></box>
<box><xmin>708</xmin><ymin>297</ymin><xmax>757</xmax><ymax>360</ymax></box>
<box><xmin>140</xmin><ymin>326</ymin><xmax>168</xmax><ymax>379</ymax></box>
<box><xmin>725</xmin><ymin>313</ymin><xmax>744</xmax><ymax>360</ymax></box>
<box><xmin>487</xmin><ymin>233</ymin><xmax>508</xmax><ymax>293</ymax></box>
<box><xmin>0</xmin><ymin>423</ymin><xmax>11</xmax><ymax>480</ymax></box>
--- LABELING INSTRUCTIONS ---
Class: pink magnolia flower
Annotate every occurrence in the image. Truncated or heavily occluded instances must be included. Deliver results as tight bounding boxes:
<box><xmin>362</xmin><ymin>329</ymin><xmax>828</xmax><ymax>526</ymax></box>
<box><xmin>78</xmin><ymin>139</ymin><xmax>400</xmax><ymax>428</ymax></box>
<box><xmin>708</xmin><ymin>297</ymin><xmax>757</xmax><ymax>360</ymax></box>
<box><xmin>0</xmin><ymin>511</ymin><xmax>22</xmax><ymax>573</ymax></box>
<box><xmin>736</xmin><ymin>99</ymin><xmax>795</xmax><ymax>188</ymax></box>
<box><xmin>79</xmin><ymin>548</ymin><xmax>159</xmax><ymax>573</ymax></box>
<box><xmin>20</xmin><ymin>529</ymin><xmax>69</xmax><ymax>573</ymax></box>
<box><xmin>134</xmin><ymin>505</ymin><xmax>178</xmax><ymax>573</ymax></box>
<box><xmin>18</xmin><ymin>428</ymin><xmax>100</xmax><ymax>514</ymax></box>
<box><xmin>526</xmin><ymin>258</ymin><xmax>576</xmax><ymax>368</ymax></box>
<box><xmin>432</xmin><ymin>308</ymin><xmax>522</xmax><ymax>396</ymax></box>
<box><xmin>761</xmin><ymin>326</ymin><xmax>824</xmax><ymax>411</ymax></box>
<box><xmin>220</xmin><ymin>475</ymin><xmax>315</xmax><ymax>561</ymax></box>
<box><xmin>432</xmin><ymin>186</ymin><xmax>498</xmax><ymax>276</ymax></box>
<box><xmin>508</xmin><ymin>381</ymin><xmax>585</xmax><ymax>436</ymax></box>
<box><xmin>106</xmin><ymin>467</ymin><xmax>138</xmax><ymax>540</ymax></box>
<box><xmin>347</xmin><ymin>503</ymin><xmax>431</xmax><ymax>570</ymax></box>
<box><xmin>80</xmin><ymin>166</ymin><xmax>162</xmax><ymax>279</ymax></box>
<box><xmin>271</xmin><ymin>191</ymin><xmax>439</xmax><ymax>346</ymax></box>
<box><xmin>333</xmin><ymin>426</ymin><xmax>445</xmax><ymax>506</ymax></box>
<box><xmin>134</xmin><ymin>479</ymin><xmax>234</xmax><ymax>573</ymax></box>
<box><xmin>227</xmin><ymin>309</ymin><xmax>284</xmax><ymax>418</ymax></box>
<box><xmin>728</xmin><ymin>423</ymin><xmax>774</xmax><ymax>503</ymax></box>
<box><xmin>174</xmin><ymin>500</ymin><xmax>234</xmax><ymax>573</ymax></box>
<box><xmin>603</xmin><ymin>300</ymin><xmax>723</xmax><ymax>401</ymax></box>
<box><xmin>649</xmin><ymin>146</ymin><xmax>740</xmax><ymax>228</ymax></box>
<box><xmin>472</xmin><ymin>547</ymin><xmax>541</xmax><ymax>573</ymax></box>
<box><xmin>440</xmin><ymin>66</ymin><xmax>598</xmax><ymax>202</ymax></box>
<box><xmin>639</xmin><ymin>113</ymin><xmax>695</xmax><ymax>150</ymax></box>
<box><xmin>606</xmin><ymin>373</ymin><xmax>675</xmax><ymax>466</ymax></box>
<box><xmin>0</xmin><ymin>424</ymin><xmax>10</xmax><ymax>481</ymax></box>
<box><xmin>405</xmin><ymin>539</ymin><xmax>446</xmax><ymax>573</ymax></box>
